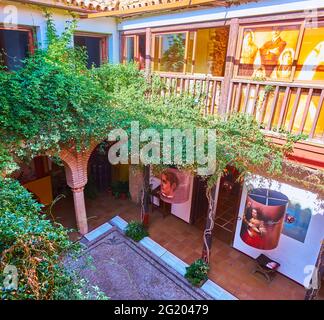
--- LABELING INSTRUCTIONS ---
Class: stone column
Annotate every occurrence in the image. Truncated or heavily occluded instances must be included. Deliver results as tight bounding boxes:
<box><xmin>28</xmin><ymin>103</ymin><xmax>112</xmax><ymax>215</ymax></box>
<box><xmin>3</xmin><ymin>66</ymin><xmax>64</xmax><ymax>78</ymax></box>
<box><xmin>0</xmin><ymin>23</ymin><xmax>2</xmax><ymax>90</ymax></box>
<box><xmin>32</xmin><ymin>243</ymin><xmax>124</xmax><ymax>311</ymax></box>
<box><xmin>71</xmin><ymin>186</ymin><xmax>88</xmax><ymax>235</ymax></box>
<box><xmin>129</xmin><ymin>165</ymin><xmax>144</xmax><ymax>204</ymax></box>
<box><xmin>60</xmin><ymin>142</ymin><xmax>97</xmax><ymax>235</ymax></box>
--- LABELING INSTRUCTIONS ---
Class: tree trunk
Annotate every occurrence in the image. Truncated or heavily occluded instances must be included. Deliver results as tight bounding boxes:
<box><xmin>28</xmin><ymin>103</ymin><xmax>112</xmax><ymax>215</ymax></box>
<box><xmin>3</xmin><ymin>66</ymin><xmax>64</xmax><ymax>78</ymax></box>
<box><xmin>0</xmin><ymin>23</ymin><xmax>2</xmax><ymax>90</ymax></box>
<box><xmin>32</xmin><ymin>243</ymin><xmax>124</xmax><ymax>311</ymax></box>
<box><xmin>141</xmin><ymin>165</ymin><xmax>150</xmax><ymax>226</ymax></box>
<box><xmin>202</xmin><ymin>178</ymin><xmax>220</xmax><ymax>264</ymax></box>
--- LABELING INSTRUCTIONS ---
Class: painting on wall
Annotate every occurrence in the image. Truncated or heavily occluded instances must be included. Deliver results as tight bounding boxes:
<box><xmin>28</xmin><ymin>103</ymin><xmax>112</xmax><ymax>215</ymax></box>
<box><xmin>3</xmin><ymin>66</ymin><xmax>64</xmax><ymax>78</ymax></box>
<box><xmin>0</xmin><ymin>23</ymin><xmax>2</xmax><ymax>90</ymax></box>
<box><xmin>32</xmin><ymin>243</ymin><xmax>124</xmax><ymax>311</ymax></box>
<box><xmin>282</xmin><ymin>201</ymin><xmax>312</xmax><ymax>243</ymax></box>
<box><xmin>158</xmin><ymin>168</ymin><xmax>191</xmax><ymax>204</ymax></box>
<box><xmin>237</xmin><ymin>24</ymin><xmax>300</xmax><ymax>81</ymax></box>
<box><xmin>240</xmin><ymin>188</ymin><xmax>313</xmax><ymax>250</ymax></box>
<box><xmin>240</xmin><ymin>188</ymin><xmax>289</xmax><ymax>250</ymax></box>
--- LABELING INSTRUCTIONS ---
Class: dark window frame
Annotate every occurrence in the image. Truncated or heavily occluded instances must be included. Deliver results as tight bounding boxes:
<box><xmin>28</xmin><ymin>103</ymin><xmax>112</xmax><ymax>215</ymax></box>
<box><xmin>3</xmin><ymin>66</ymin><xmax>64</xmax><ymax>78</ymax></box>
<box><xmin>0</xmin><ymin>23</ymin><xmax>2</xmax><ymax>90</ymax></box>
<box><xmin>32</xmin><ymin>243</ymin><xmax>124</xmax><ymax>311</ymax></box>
<box><xmin>0</xmin><ymin>25</ymin><xmax>35</xmax><ymax>70</ymax></box>
<box><xmin>73</xmin><ymin>32</ymin><xmax>108</xmax><ymax>68</ymax></box>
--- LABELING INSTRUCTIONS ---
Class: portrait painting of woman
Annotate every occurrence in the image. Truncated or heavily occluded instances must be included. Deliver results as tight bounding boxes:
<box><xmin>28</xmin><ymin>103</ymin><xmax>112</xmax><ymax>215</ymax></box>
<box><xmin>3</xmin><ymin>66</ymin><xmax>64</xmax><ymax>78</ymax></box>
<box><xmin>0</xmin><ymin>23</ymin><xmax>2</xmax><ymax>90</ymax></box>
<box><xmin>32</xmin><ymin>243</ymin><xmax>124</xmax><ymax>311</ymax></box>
<box><xmin>239</xmin><ymin>29</ymin><xmax>258</xmax><ymax>77</ymax></box>
<box><xmin>240</xmin><ymin>189</ymin><xmax>289</xmax><ymax>250</ymax></box>
<box><xmin>272</xmin><ymin>48</ymin><xmax>295</xmax><ymax>80</ymax></box>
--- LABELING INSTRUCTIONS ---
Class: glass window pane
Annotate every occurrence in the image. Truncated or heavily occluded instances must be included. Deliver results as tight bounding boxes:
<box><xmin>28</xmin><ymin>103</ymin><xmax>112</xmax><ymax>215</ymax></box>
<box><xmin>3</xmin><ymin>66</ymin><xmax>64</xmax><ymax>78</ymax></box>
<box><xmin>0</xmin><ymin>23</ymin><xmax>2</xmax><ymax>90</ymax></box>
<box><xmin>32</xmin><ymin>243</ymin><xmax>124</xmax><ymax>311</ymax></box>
<box><xmin>74</xmin><ymin>35</ymin><xmax>101</xmax><ymax>68</ymax></box>
<box><xmin>160</xmin><ymin>33</ymin><xmax>185</xmax><ymax>73</ymax></box>
<box><xmin>0</xmin><ymin>29</ymin><xmax>30</xmax><ymax>71</ymax></box>
<box><xmin>138</xmin><ymin>34</ymin><xmax>146</xmax><ymax>70</ymax></box>
<box><xmin>194</xmin><ymin>27</ymin><xmax>229</xmax><ymax>76</ymax></box>
<box><xmin>126</xmin><ymin>37</ymin><xmax>135</xmax><ymax>62</ymax></box>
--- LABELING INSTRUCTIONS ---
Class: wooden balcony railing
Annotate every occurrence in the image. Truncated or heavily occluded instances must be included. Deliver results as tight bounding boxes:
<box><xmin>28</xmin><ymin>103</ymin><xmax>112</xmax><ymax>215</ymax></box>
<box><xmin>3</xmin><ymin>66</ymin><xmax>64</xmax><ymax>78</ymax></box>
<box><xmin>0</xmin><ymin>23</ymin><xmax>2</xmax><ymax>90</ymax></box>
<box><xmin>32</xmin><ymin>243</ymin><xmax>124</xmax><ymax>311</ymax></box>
<box><xmin>227</xmin><ymin>79</ymin><xmax>324</xmax><ymax>145</ymax></box>
<box><xmin>156</xmin><ymin>73</ymin><xmax>224</xmax><ymax>115</ymax></box>
<box><xmin>155</xmin><ymin>73</ymin><xmax>324</xmax><ymax>149</ymax></box>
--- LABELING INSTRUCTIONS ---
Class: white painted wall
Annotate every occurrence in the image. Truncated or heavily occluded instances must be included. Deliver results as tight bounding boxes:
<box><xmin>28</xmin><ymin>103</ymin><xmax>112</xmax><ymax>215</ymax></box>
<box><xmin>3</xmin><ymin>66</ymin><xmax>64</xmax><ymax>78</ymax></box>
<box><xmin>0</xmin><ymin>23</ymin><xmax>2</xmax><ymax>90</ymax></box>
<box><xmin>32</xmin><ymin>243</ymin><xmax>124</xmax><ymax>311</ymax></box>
<box><xmin>118</xmin><ymin>0</ymin><xmax>324</xmax><ymax>31</ymax></box>
<box><xmin>0</xmin><ymin>1</ymin><xmax>119</xmax><ymax>62</ymax></box>
<box><xmin>233</xmin><ymin>176</ymin><xmax>324</xmax><ymax>286</ymax></box>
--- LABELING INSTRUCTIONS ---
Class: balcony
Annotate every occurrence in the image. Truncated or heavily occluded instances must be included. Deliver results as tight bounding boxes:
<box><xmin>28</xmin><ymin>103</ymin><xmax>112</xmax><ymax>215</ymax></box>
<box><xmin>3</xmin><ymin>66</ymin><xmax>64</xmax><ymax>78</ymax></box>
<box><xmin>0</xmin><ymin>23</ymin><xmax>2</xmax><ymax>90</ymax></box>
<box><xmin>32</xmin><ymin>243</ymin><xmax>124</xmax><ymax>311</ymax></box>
<box><xmin>156</xmin><ymin>73</ymin><xmax>224</xmax><ymax>115</ymax></box>
<box><xmin>157</xmin><ymin>73</ymin><xmax>324</xmax><ymax>167</ymax></box>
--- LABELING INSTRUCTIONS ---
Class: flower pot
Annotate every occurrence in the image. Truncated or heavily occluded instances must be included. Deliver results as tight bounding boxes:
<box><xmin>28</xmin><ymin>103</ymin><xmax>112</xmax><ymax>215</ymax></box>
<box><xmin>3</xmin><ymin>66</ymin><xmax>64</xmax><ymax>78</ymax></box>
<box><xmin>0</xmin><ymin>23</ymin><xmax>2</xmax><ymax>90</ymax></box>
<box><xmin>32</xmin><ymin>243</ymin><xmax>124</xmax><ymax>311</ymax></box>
<box><xmin>196</xmin><ymin>279</ymin><xmax>207</xmax><ymax>287</ymax></box>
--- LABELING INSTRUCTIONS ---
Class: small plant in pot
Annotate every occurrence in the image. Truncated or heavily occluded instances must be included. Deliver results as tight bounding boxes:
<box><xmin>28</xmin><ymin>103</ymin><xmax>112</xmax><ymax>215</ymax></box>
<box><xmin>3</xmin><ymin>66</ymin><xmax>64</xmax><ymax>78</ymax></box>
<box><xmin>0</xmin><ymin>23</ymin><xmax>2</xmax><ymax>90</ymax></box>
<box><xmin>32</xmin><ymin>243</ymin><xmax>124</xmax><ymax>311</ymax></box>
<box><xmin>185</xmin><ymin>259</ymin><xmax>209</xmax><ymax>287</ymax></box>
<box><xmin>125</xmin><ymin>221</ymin><xmax>149</xmax><ymax>242</ymax></box>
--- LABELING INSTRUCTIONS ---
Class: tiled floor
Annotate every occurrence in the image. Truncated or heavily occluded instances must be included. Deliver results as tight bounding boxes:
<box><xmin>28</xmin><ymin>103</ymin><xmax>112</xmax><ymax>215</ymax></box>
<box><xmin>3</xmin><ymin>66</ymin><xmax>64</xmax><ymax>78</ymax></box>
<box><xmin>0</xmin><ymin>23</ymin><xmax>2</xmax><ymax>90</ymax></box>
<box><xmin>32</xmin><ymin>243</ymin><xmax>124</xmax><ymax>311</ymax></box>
<box><xmin>51</xmin><ymin>192</ymin><xmax>306</xmax><ymax>300</ymax></box>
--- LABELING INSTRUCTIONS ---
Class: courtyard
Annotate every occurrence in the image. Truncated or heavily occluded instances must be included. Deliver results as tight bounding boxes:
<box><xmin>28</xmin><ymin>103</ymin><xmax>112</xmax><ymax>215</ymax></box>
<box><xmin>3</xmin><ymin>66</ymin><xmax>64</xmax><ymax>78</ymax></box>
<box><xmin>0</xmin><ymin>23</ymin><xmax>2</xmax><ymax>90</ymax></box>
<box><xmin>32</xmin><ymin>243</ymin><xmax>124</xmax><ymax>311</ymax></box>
<box><xmin>53</xmin><ymin>192</ymin><xmax>306</xmax><ymax>300</ymax></box>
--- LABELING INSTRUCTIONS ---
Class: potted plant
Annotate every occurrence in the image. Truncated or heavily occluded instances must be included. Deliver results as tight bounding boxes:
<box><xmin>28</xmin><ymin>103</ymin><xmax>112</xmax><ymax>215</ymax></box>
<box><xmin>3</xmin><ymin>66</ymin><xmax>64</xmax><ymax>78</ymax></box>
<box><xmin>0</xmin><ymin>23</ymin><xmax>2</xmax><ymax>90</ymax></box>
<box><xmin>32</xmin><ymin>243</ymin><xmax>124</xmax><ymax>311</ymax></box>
<box><xmin>125</xmin><ymin>221</ymin><xmax>149</xmax><ymax>242</ymax></box>
<box><xmin>185</xmin><ymin>259</ymin><xmax>209</xmax><ymax>287</ymax></box>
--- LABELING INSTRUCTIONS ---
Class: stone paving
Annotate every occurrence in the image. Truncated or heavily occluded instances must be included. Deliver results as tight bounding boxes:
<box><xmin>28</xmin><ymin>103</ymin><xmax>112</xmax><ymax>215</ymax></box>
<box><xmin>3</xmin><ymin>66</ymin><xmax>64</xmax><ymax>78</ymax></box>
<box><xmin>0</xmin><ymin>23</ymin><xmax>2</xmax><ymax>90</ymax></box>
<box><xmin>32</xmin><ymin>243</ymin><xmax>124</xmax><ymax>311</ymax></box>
<box><xmin>68</xmin><ymin>226</ymin><xmax>212</xmax><ymax>300</ymax></box>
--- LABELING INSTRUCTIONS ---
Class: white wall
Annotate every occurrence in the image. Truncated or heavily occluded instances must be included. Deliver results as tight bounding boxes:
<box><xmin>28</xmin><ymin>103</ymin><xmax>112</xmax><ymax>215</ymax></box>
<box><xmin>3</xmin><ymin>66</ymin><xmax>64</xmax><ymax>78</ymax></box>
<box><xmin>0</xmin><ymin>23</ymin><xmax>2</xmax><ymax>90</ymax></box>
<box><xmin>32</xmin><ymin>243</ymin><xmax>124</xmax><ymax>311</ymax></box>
<box><xmin>118</xmin><ymin>0</ymin><xmax>324</xmax><ymax>31</ymax></box>
<box><xmin>233</xmin><ymin>176</ymin><xmax>324</xmax><ymax>286</ymax></box>
<box><xmin>0</xmin><ymin>1</ymin><xmax>119</xmax><ymax>62</ymax></box>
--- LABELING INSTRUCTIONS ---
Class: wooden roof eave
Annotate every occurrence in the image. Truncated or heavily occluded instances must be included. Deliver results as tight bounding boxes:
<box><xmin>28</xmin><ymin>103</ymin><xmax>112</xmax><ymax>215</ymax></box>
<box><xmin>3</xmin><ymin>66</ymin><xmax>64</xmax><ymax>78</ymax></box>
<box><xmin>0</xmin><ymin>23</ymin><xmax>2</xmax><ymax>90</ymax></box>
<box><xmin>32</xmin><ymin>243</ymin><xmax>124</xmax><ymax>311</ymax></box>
<box><xmin>84</xmin><ymin>0</ymin><xmax>228</xmax><ymax>19</ymax></box>
<box><xmin>11</xmin><ymin>0</ymin><xmax>101</xmax><ymax>14</ymax></box>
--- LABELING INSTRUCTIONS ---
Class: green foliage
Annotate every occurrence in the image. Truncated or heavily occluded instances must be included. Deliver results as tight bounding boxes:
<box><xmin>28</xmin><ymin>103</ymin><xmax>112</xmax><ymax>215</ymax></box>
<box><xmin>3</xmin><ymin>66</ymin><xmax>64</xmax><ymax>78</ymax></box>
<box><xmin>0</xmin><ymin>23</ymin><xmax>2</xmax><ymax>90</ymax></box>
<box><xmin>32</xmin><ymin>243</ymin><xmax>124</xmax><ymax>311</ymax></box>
<box><xmin>185</xmin><ymin>259</ymin><xmax>209</xmax><ymax>287</ymax></box>
<box><xmin>264</xmin><ymin>84</ymin><xmax>275</xmax><ymax>94</ymax></box>
<box><xmin>0</xmin><ymin>177</ymin><xmax>108</xmax><ymax>300</ymax></box>
<box><xmin>0</xmin><ymin>13</ymin><xmax>116</xmax><ymax>172</ymax></box>
<box><xmin>125</xmin><ymin>221</ymin><xmax>149</xmax><ymax>242</ymax></box>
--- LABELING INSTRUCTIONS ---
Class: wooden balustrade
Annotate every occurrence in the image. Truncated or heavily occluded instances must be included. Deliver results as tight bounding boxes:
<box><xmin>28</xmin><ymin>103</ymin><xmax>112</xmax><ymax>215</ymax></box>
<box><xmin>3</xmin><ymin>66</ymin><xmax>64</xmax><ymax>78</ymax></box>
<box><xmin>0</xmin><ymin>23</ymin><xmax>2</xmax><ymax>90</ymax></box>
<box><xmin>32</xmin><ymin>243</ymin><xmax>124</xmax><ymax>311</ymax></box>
<box><xmin>155</xmin><ymin>73</ymin><xmax>223</xmax><ymax>115</ymax></box>
<box><xmin>154</xmin><ymin>74</ymin><xmax>324</xmax><ymax>147</ymax></box>
<box><xmin>227</xmin><ymin>79</ymin><xmax>324</xmax><ymax>145</ymax></box>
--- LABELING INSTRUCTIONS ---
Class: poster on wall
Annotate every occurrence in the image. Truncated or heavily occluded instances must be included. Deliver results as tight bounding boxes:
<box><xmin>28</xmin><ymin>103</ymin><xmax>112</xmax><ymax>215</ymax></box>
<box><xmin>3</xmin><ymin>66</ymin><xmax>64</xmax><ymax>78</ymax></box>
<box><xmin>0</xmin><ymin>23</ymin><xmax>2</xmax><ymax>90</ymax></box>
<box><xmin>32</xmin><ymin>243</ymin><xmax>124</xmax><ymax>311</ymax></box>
<box><xmin>238</xmin><ymin>24</ymin><xmax>300</xmax><ymax>80</ymax></box>
<box><xmin>159</xmin><ymin>168</ymin><xmax>191</xmax><ymax>204</ymax></box>
<box><xmin>240</xmin><ymin>188</ymin><xmax>289</xmax><ymax>250</ymax></box>
<box><xmin>233</xmin><ymin>176</ymin><xmax>324</xmax><ymax>285</ymax></box>
<box><xmin>282</xmin><ymin>201</ymin><xmax>312</xmax><ymax>243</ymax></box>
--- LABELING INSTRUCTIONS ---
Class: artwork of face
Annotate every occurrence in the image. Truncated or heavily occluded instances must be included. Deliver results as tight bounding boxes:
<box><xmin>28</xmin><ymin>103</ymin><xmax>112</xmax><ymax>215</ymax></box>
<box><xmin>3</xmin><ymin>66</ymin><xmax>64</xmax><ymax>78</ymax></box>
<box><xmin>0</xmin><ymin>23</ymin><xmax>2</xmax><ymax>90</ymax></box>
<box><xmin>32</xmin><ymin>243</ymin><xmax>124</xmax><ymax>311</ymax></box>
<box><xmin>160</xmin><ymin>172</ymin><xmax>178</xmax><ymax>199</ymax></box>
<box><xmin>281</xmin><ymin>50</ymin><xmax>293</xmax><ymax>65</ymax></box>
<box><xmin>271</xmin><ymin>30</ymin><xmax>281</xmax><ymax>42</ymax></box>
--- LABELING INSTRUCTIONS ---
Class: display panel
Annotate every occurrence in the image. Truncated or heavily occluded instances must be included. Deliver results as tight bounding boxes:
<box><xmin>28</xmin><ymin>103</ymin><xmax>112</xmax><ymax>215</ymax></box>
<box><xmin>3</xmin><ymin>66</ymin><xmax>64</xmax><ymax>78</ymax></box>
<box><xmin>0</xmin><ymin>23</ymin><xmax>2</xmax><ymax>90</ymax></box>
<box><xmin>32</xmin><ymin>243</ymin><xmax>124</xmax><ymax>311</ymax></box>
<box><xmin>233</xmin><ymin>176</ymin><xmax>324</xmax><ymax>285</ymax></box>
<box><xmin>237</xmin><ymin>24</ymin><xmax>300</xmax><ymax>81</ymax></box>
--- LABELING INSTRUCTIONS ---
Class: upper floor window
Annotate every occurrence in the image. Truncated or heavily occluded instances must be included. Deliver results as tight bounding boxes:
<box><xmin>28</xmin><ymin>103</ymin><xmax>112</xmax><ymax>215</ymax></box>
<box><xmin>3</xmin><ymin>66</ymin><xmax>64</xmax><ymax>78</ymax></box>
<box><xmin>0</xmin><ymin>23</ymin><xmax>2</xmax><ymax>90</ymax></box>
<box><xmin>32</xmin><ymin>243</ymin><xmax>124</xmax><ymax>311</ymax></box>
<box><xmin>74</xmin><ymin>33</ymin><xmax>108</xmax><ymax>68</ymax></box>
<box><xmin>0</xmin><ymin>27</ymin><xmax>34</xmax><ymax>71</ymax></box>
<box><xmin>152</xmin><ymin>27</ymin><xmax>229</xmax><ymax>76</ymax></box>
<box><xmin>122</xmin><ymin>34</ymin><xmax>146</xmax><ymax>70</ymax></box>
<box><xmin>154</xmin><ymin>33</ymin><xmax>186</xmax><ymax>73</ymax></box>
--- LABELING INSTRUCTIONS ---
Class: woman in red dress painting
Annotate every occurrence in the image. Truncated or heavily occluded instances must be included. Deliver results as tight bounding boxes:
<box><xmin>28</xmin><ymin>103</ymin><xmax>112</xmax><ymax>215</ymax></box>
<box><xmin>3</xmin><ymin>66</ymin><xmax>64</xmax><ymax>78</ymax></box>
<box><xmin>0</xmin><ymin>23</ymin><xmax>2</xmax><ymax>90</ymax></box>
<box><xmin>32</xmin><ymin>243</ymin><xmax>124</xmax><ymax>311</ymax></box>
<box><xmin>242</xmin><ymin>207</ymin><xmax>266</xmax><ymax>248</ymax></box>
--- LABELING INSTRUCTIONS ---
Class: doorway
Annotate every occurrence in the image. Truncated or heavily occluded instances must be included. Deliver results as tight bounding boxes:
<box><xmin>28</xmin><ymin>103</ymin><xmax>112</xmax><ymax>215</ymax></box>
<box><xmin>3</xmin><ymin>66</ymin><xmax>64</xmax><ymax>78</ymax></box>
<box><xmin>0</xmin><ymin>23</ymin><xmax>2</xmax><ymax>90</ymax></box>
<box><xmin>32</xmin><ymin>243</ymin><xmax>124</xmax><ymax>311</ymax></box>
<box><xmin>190</xmin><ymin>167</ymin><xmax>243</xmax><ymax>245</ymax></box>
